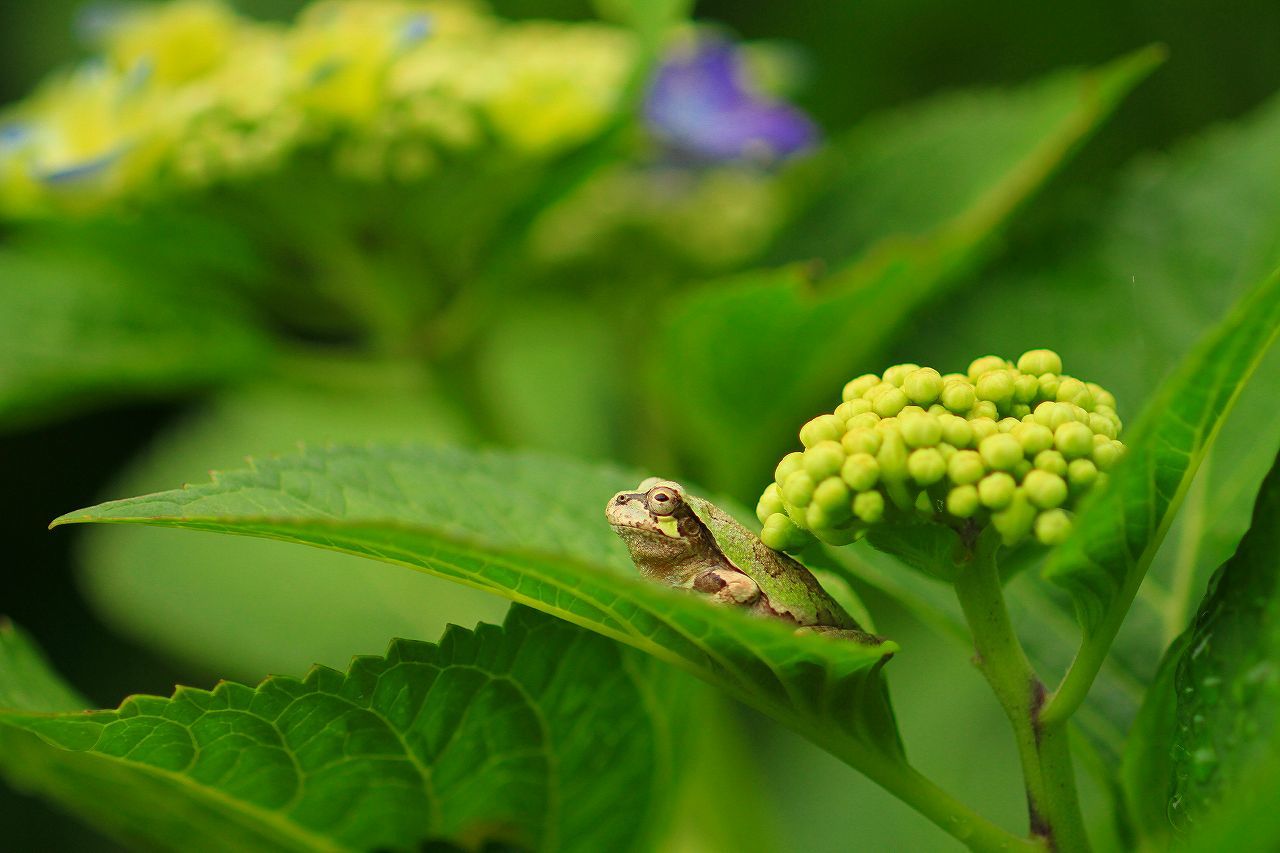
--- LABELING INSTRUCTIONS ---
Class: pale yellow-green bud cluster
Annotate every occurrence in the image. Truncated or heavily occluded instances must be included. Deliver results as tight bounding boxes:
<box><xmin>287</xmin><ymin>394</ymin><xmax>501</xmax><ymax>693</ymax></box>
<box><xmin>757</xmin><ymin>350</ymin><xmax>1126</xmax><ymax>553</ymax></box>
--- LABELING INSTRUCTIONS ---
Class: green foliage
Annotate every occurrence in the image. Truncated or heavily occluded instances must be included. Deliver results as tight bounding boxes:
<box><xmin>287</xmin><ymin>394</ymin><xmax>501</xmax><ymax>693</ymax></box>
<box><xmin>0</xmin><ymin>606</ymin><xmax>681</xmax><ymax>852</ymax></box>
<box><xmin>659</xmin><ymin>50</ymin><xmax>1159</xmax><ymax>494</ymax></box>
<box><xmin>53</xmin><ymin>445</ymin><xmax>904</xmax><ymax>774</ymax></box>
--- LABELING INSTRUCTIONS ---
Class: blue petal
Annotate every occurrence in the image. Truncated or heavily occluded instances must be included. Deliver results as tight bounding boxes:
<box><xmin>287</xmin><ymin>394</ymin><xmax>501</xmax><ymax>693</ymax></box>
<box><xmin>399</xmin><ymin>13</ymin><xmax>433</xmax><ymax>49</ymax></box>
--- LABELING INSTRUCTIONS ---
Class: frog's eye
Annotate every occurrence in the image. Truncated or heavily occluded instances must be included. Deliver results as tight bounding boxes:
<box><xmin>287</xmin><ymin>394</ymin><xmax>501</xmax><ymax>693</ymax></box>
<box><xmin>645</xmin><ymin>486</ymin><xmax>681</xmax><ymax>516</ymax></box>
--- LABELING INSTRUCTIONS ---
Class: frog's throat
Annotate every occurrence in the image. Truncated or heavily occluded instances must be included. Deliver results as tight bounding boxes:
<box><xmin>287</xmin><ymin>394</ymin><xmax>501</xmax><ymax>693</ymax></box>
<box><xmin>614</xmin><ymin>523</ymin><xmax>732</xmax><ymax>586</ymax></box>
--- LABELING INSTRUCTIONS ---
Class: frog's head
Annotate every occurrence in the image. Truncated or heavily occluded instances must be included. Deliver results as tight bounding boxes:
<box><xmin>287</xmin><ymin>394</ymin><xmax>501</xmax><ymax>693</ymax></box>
<box><xmin>606</xmin><ymin>478</ymin><xmax>715</xmax><ymax>583</ymax></box>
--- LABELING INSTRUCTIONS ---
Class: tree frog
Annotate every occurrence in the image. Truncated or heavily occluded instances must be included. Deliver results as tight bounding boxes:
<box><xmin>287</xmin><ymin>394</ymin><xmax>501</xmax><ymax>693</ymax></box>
<box><xmin>606</xmin><ymin>478</ymin><xmax>874</xmax><ymax>639</ymax></box>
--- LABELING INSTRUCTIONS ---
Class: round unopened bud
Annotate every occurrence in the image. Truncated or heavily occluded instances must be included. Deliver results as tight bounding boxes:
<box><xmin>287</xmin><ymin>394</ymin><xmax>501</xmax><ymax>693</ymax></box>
<box><xmin>941</xmin><ymin>381</ymin><xmax>977</xmax><ymax>413</ymax></box>
<box><xmin>853</xmin><ymin>490</ymin><xmax>885</xmax><ymax>523</ymax></box>
<box><xmin>1056</xmin><ymin>378</ymin><xmax>1095</xmax><ymax>411</ymax></box>
<box><xmin>761</xmin><ymin>513</ymin><xmax>806</xmax><ymax>551</ymax></box>
<box><xmin>1033</xmin><ymin>401</ymin><xmax>1073</xmax><ymax>430</ymax></box>
<box><xmin>873</xmin><ymin>387</ymin><xmax>909</xmax><ymax>418</ymax></box>
<box><xmin>1088</xmin><ymin>413</ymin><xmax>1117</xmax><ymax>440</ymax></box>
<box><xmin>947</xmin><ymin>485</ymin><xmax>980</xmax><ymax>518</ymax></box>
<box><xmin>979</xmin><ymin>472</ymin><xmax>1017</xmax><ymax>509</ymax></box>
<box><xmin>1087</xmin><ymin>383</ymin><xmax>1117</xmax><ymax>411</ymax></box>
<box><xmin>1024</xmin><ymin>469</ymin><xmax>1068</xmax><ymax>509</ymax></box>
<box><xmin>1034</xmin><ymin>449</ymin><xmax>1068</xmax><ymax>476</ymax></box>
<box><xmin>1034</xmin><ymin>509</ymin><xmax>1072</xmax><ymax>546</ymax></box>
<box><xmin>948</xmin><ymin>450</ymin><xmax>985</xmax><ymax>485</ymax></box>
<box><xmin>804</xmin><ymin>441</ymin><xmax>846</xmax><ymax>480</ymax></box>
<box><xmin>980</xmin><ymin>433</ymin><xmax>1023</xmax><ymax>471</ymax></box>
<box><xmin>1017</xmin><ymin>349</ymin><xmax>1063</xmax><ymax>376</ymax></box>
<box><xmin>1067</xmin><ymin>458</ymin><xmax>1098</xmax><ymax>490</ymax></box>
<box><xmin>1055</xmin><ymin>422</ymin><xmax>1094</xmax><ymax>459</ymax></box>
<box><xmin>976</xmin><ymin>370</ymin><xmax>1015</xmax><ymax>405</ymax></box>
<box><xmin>775</xmin><ymin>451</ymin><xmax>804</xmax><ymax>485</ymax></box>
<box><xmin>929</xmin><ymin>404</ymin><xmax>950</xmax><ymax>416</ymax></box>
<box><xmin>1014</xmin><ymin>422</ymin><xmax>1054</xmax><ymax>455</ymax></box>
<box><xmin>992</xmin><ymin>490</ymin><xmax>1037</xmax><ymax>546</ymax></box>
<box><xmin>900</xmin><ymin>405</ymin><xmax>926</xmax><ymax>417</ymax></box>
<box><xmin>812</xmin><ymin>477</ymin><xmax>852</xmax><ymax>517</ymax></box>
<box><xmin>968</xmin><ymin>355</ymin><xmax>1008</xmax><ymax>381</ymax></box>
<box><xmin>1013</xmin><ymin>373</ymin><xmax>1040</xmax><ymax>404</ymax></box>
<box><xmin>841</xmin><ymin>453</ymin><xmax>880</xmax><ymax>491</ymax></box>
<box><xmin>863</xmin><ymin>382</ymin><xmax>893</xmax><ymax>400</ymax></box>
<box><xmin>843</xmin><ymin>374</ymin><xmax>880</xmax><ymax>401</ymax></box>
<box><xmin>903</xmin><ymin>368</ymin><xmax>943</xmax><ymax>405</ymax></box>
<box><xmin>916</xmin><ymin>491</ymin><xmax>936</xmax><ymax>514</ymax></box>
<box><xmin>835</xmin><ymin>398</ymin><xmax>873</xmax><ymax>422</ymax></box>
<box><xmin>1038</xmin><ymin>373</ymin><xmax>1061</xmax><ymax>399</ymax></box>
<box><xmin>800</xmin><ymin>414</ymin><xmax>843</xmax><ymax>448</ymax></box>
<box><xmin>806</xmin><ymin>503</ymin><xmax>833</xmax><ymax>531</ymax></box>
<box><xmin>815</xmin><ymin>524</ymin><xmax>861</xmax><ymax>546</ymax></box>
<box><xmin>846</xmin><ymin>412</ymin><xmax>880</xmax><ymax>431</ymax></box>
<box><xmin>1092</xmin><ymin>440</ymin><xmax>1121</xmax><ymax>471</ymax></box>
<box><xmin>940</xmin><ymin>414</ymin><xmax>975</xmax><ymax>448</ymax></box>
<box><xmin>969</xmin><ymin>417</ymin><xmax>999</xmax><ymax>443</ymax></box>
<box><xmin>782</xmin><ymin>471</ymin><xmax>816</xmax><ymax>508</ymax></box>
<box><xmin>970</xmin><ymin>400</ymin><xmax>999</xmax><ymax>421</ymax></box>
<box><xmin>908</xmin><ymin>448</ymin><xmax>947</xmax><ymax>485</ymax></box>
<box><xmin>1011</xmin><ymin>403</ymin><xmax>1032</xmax><ymax>419</ymax></box>
<box><xmin>842</xmin><ymin>428</ymin><xmax>881</xmax><ymax>456</ymax></box>
<box><xmin>876</xmin><ymin>429</ymin><xmax>909</xmax><ymax>477</ymax></box>
<box><xmin>756</xmin><ymin>483</ymin><xmax>785</xmax><ymax>524</ymax></box>
<box><xmin>1014</xmin><ymin>459</ymin><xmax>1033</xmax><ymax>480</ymax></box>
<box><xmin>878</xmin><ymin>417</ymin><xmax>899</xmax><ymax>433</ymax></box>
<box><xmin>883</xmin><ymin>363</ymin><xmax>921</xmax><ymax>387</ymax></box>
<box><xmin>998</xmin><ymin>417</ymin><xmax>1021</xmax><ymax>433</ymax></box>
<box><xmin>900</xmin><ymin>412</ymin><xmax>942</xmax><ymax>448</ymax></box>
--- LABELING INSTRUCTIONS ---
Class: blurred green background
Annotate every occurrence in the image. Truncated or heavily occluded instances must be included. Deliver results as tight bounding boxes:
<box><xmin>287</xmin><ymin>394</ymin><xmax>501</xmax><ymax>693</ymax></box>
<box><xmin>2</xmin><ymin>1</ymin><xmax>1280</xmax><ymax>850</ymax></box>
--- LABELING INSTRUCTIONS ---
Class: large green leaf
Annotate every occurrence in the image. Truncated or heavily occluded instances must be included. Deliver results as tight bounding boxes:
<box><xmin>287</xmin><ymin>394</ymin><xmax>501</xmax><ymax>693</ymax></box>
<box><xmin>657</xmin><ymin>49</ymin><xmax>1160</xmax><ymax>495</ymax></box>
<box><xmin>0</xmin><ymin>606</ymin><xmax>681</xmax><ymax>852</ymax></box>
<box><xmin>1123</xmin><ymin>448</ymin><xmax>1280</xmax><ymax>846</ymax></box>
<box><xmin>53</xmin><ymin>445</ymin><xmax>904</xmax><ymax>777</ymax></box>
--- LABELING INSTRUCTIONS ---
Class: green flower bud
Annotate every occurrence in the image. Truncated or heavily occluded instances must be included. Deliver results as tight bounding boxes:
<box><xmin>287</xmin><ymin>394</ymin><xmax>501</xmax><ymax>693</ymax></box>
<box><xmin>806</xmin><ymin>502</ymin><xmax>833</xmax><ymax>530</ymax></box>
<box><xmin>877</xmin><ymin>429</ymin><xmax>915</xmax><ymax>509</ymax></box>
<box><xmin>900</xmin><ymin>412</ymin><xmax>942</xmax><ymax>448</ymax></box>
<box><xmin>904</xmin><ymin>368</ymin><xmax>944</xmax><ymax>405</ymax></box>
<box><xmin>1034</xmin><ymin>509</ymin><xmax>1072</xmax><ymax>546</ymax></box>
<box><xmin>1013</xmin><ymin>458</ymin><xmax>1033</xmax><ymax>480</ymax></box>
<box><xmin>948</xmin><ymin>449</ymin><xmax>985</xmax><ymax>485</ymax></box>
<box><xmin>814</xmin><ymin>524</ymin><xmax>861</xmax><ymax>546</ymax></box>
<box><xmin>1033</xmin><ymin>401</ymin><xmax>1073</xmax><ymax>429</ymax></box>
<box><xmin>835</xmin><ymin>397</ymin><xmax>874</xmax><ymax>422</ymax></box>
<box><xmin>970</xmin><ymin>400</ymin><xmax>999</xmax><ymax>421</ymax></box>
<box><xmin>775</xmin><ymin>451</ymin><xmax>804</xmax><ymax>485</ymax></box>
<box><xmin>761</xmin><ymin>513</ymin><xmax>806</xmax><ymax>551</ymax></box>
<box><xmin>967</xmin><ymin>355</ymin><xmax>1008</xmax><ymax>381</ymax></box>
<box><xmin>947</xmin><ymin>484</ymin><xmax>980</xmax><ymax>518</ymax></box>
<box><xmin>976</xmin><ymin>370</ymin><xmax>1015</xmax><ymax>405</ymax></box>
<box><xmin>1013</xmin><ymin>373</ymin><xmax>1041</xmax><ymax>404</ymax></box>
<box><xmin>782</xmin><ymin>470</ymin><xmax>816</xmax><ymax>508</ymax></box>
<box><xmin>756</xmin><ymin>483</ymin><xmax>785</xmax><ymax>524</ymax></box>
<box><xmin>941</xmin><ymin>381</ymin><xmax>977</xmax><ymax>413</ymax></box>
<box><xmin>1092</xmin><ymin>440</ymin><xmax>1121</xmax><ymax>471</ymax></box>
<box><xmin>969</xmin><ymin>417</ymin><xmax>999</xmax><ymax>443</ymax></box>
<box><xmin>853</xmin><ymin>490</ymin><xmax>885</xmax><ymax>523</ymax></box>
<box><xmin>812</xmin><ymin>477</ymin><xmax>852</xmax><ymax>518</ymax></box>
<box><xmin>878</xmin><ymin>416</ymin><xmax>899</xmax><ymax>432</ymax></box>
<box><xmin>846</xmin><ymin>412</ymin><xmax>881</xmax><ymax>431</ymax></box>
<box><xmin>804</xmin><ymin>441</ymin><xmax>846</xmax><ymax>480</ymax></box>
<box><xmin>992</xmin><ymin>490</ymin><xmax>1036</xmax><ymax>546</ymax></box>
<box><xmin>882</xmin><ymin>363</ymin><xmax>921</xmax><ymax>387</ymax></box>
<box><xmin>1017</xmin><ymin>349</ymin><xmax>1063</xmax><ymax>376</ymax></box>
<box><xmin>998</xmin><ymin>417</ymin><xmax>1021</xmax><ymax>433</ymax></box>
<box><xmin>841</xmin><ymin>453</ymin><xmax>880</xmax><ymax>491</ymax></box>
<box><xmin>942</xmin><ymin>372</ymin><xmax>968</xmax><ymax>385</ymax></box>
<box><xmin>1088</xmin><ymin>412</ymin><xmax>1117</xmax><ymax>440</ymax></box>
<box><xmin>1054</xmin><ymin>421</ymin><xmax>1094</xmax><ymax>459</ymax></box>
<box><xmin>1067</xmin><ymin>458</ymin><xmax>1098</xmax><ymax>491</ymax></box>
<box><xmin>842</xmin><ymin>428</ymin><xmax>881</xmax><ymax>456</ymax></box>
<box><xmin>1014</xmin><ymin>422</ymin><xmax>1054</xmax><ymax>455</ymax></box>
<box><xmin>900</xmin><ymin>405</ymin><xmax>926</xmax><ymax>417</ymax></box>
<box><xmin>873</xmin><ymin>386</ymin><xmax>909</xmax><ymax>417</ymax></box>
<box><xmin>800</xmin><ymin>414</ymin><xmax>843</xmax><ymax>448</ymax></box>
<box><xmin>915</xmin><ymin>490</ymin><xmax>936</xmax><ymax>514</ymax></box>
<box><xmin>1024</xmin><ymin>469</ymin><xmax>1068</xmax><ymax>509</ymax></box>
<box><xmin>908</xmin><ymin>447</ymin><xmax>947</xmax><ymax>485</ymax></box>
<box><xmin>979</xmin><ymin>472</ymin><xmax>1017</xmax><ymax>509</ymax></box>
<box><xmin>979</xmin><ymin>433</ymin><xmax>1023</xmax><ymax>471</ymax></box>
<box><xmin>1087</xmin><ymin>382</ymin><xmax>1117</xmax><ymax>411</ymax></box>
<box><xmin>940</xmin><ymin>413</ymin><xmax>975</xmax><ymax>448</ymax></box>
<box><xmin>1038</xmin><ymin>373</ymin><xmax>1061</xmax><ymax>399</ymax></box>
<box><xmin>1056</xmin><ymin>377</ymin><xmax>1095</xmax><ymax>410</ymax></box>
<box><xmin>862</xmin><ymin>382</ymin><xmax>893</xmax><ymax>400</ymax></box>
<box><xmin>842</xmin><ymin>373</ymin><xmax>881</xmax><ymax>401</ymax></box>
<box><xmin>1034</xmin><ymin>449</ymin><xmax>1068</xmax><ymax>476</ymax></box>
<box><xmin>1011</xmin><ymin>403</ymin><xmax>1032</xmax><ymax>420</ymax></box>
<box><xmin>928</xmin><ymin>403</ymin><xmax>950</xmax><ymax>417</ymax></box>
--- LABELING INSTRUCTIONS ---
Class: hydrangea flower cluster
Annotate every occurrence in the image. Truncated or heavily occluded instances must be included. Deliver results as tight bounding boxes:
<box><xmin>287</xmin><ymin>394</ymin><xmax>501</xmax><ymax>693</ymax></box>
<box><xmin>0</xmin><ymin>0</ymin><xmax>634</xmax><ymax>215</ymax></box>
<box><xmin>757</xmin><ymin>350</ymin><xmax>1127</xmax><ymax>552</ymax></box>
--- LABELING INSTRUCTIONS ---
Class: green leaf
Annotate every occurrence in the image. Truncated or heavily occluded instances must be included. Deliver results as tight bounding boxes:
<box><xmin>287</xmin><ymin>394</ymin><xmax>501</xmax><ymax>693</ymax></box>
<box><xmin>77</xmin><ymin>366</ymin><xmax>507</xmax><ymax>680</ymax></box>
<box><xmin>0</xmin><ymin>244</ymin><xmax>270</xmax><ymax>430</ymax></box>
<box><xmin>0</xmin><ymin>606</ymin><xmax>683</xmax><ymax>852</ymax></box>
<box><xmin>53</xmin><ymin>445</ymin><xmax>905</xmax><ymax>780</ymax></box>
<box><xmin>864</xmin><ymin>521</ymin><xmax>964</xmax><ymax>584</ymax></box>
<box><xmin>657</xmin><ymin>49</ymin><xmax>1160</xmax><ymax>495</ymax></box>
<box><xmin>592</xmin><ymin>0</ymin><xmax>690</xmax><ymax>52</ymax></box>
<box><xmin>0</xmin><ymin>620</ymin><xmax>88</xmax><ymax>713</ymax></box>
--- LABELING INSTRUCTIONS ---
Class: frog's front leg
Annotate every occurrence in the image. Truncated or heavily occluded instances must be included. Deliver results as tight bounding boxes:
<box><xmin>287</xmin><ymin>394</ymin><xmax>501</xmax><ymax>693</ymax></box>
<box><xmin>691</xmin><ymin>567</ymin><xmax>761</xmax><ymax>607</ymax></box>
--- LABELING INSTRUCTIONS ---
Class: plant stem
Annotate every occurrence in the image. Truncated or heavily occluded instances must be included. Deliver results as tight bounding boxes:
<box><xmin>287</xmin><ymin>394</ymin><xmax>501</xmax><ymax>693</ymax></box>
<box><xmin>953</xmin><ymin>531</ymin><xmax>1091</xmax><ymax>852</ymax></box>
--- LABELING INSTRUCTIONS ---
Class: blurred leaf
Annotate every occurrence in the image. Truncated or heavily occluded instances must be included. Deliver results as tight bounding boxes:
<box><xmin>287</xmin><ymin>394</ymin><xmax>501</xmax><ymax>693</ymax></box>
<box><xmin>0</xmin><ymin>245</ymin><xmax>270</xmax><ymax>431</ymax></box>
<box><xmin>1119</xmin><ymin>632</ymin><xmax>1186</xmax><ymax>846</ymax></box>
<box><xmin>1124</xmin><ymin>448</ymin><xmax>1280</xmax><ymax>846</ymax></box>
<box><xmin>77</xmin><ymin>361</ymin><xmax>507</xmax><ymax>680</ymax></box>
<box><xmin>0</xmin><ymin>621</ymin><xmax>87</xmax><ymax>713</ymax></box>
<box><xmin>54</xmin><ymin>445</ymin><xmax>910</xmax><ymax>785</ymax></box>
<box><xmin>658</xmin><ymin>49</ymin><xmax>1160</xmax><ymax>496</ymax></box>
<box><xmin>592</xmin><ymin>0</ymin><xmax>689</xmax><ymax>52</ymax></box>
<box><xmin>0</xmin><ymin>606</ymin><xmax>682</xmax><ymax>852</ymax></box>
<box><xmin>865</xmin><ymin>521</ymin><xmax>963</xmax><ymax>583</ymax></box>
